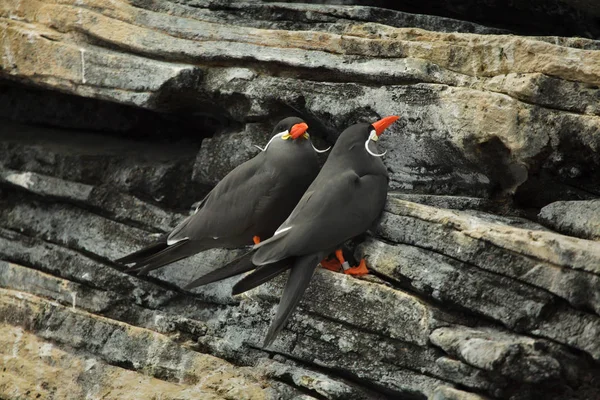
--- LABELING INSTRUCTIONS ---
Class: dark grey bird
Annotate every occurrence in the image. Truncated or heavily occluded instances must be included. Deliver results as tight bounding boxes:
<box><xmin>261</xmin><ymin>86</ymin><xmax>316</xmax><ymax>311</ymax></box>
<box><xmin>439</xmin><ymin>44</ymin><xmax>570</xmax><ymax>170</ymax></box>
<box><xmin>187</xmin><ymin>116</ymin><xmax>399</xmax><ymax>346</ymax></box>
<box><xmin>117</xmin><ymin>117</ymin><xmax>327</xmax><ymax>274</ymax></box>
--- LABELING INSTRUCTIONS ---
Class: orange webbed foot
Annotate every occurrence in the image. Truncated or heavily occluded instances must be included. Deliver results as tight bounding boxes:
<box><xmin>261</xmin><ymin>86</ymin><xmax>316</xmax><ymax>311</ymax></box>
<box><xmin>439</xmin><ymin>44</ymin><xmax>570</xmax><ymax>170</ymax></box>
<box><xmin>322</xmin><ymin>249</ymin><xmax>368</xmax><ymax>276</ymax></box>
<box><xmin>319</xmin><ymin>248</ymin><xmax>345</xmax><ymax>272</ymax></box>
<box><xmin>253</xmin><ymin>236</ymin><xmax>261</xmax><ymax>245</ymax></box>
<box><xmin>320</xmin><ymin>248</ymin><xmax>346</xmax><ymax>272</ymax></box>
<box><xmin>320</xmin><ymin>257</ymin><xmax>342</xmax><ymax>272</ymax></box>
<box><xmin>344</xmin><ymin>259</ymin><xmax>369</xmax><ymax>276</ymax></box>
<box><xmin>335</xmin><ymin>249</ymin><xmax>345</xmax><ymax>264</ymax></box>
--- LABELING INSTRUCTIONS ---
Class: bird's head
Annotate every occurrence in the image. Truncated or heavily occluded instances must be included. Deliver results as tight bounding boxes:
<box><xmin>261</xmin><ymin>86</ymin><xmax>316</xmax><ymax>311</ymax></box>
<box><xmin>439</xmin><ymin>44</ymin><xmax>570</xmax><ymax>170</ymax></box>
<box><xmin>364</xmin><ymin>115</ymin><xmax>400</xmax><ymax>157</ymax></box>
<box><xmin>272</xmin><ymin>116</ymin><xmax>310</xmax><ymax>141</ymax></box>
<box><xmin>257</xmin><ymin>117</ymin><xmax>330</xmax><ymax>153</ymax></box>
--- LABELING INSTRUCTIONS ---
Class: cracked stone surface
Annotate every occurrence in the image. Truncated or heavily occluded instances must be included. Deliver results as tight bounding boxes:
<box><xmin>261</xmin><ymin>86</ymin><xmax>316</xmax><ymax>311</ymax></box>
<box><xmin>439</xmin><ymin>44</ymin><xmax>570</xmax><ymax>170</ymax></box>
<box><xmin>538</xmin><ymin>199</ymin><xmax>600</xmax><ymax>241</ymax></box>
<box><xmin>1</xmin><ymin>120</ymin><xmax>599</xmax><ymax>399</ymax></box>
<box><xmin>2</xmin><ymin>0</ymin><xmax>600</xmax><ymax>204</ymax></box>
<box><xmin>1</xmin><ymin>1</ymin><xmax>600</xmax><ymax>399</ymax></box>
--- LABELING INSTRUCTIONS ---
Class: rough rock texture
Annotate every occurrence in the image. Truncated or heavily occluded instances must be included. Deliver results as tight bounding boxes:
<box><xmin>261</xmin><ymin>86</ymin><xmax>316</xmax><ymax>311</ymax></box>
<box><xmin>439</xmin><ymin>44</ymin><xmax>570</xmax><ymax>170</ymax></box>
<box><xmin>539</xmin><ymin>199</ymin><xmax>600</xmax><ymax>241</ymax></box>
<box><xmin>3</xmin><ymin>0</ymin><xmax>600</xmax><ymax>205</ymax></box>
<box><xmin>0</xmin><ymin>289</ymin><xmax>270</xmax><ymax>400</ymax></box>
<box><xmin>1</xmin><ymin>121</ymin><xmax>600</xmax><ymax>400</ymax></box>
<box><xmin>1</xmin><ymin>1</ymin><xmax>600</xmax><ymax>399</ymax></box>
<box><xmin>296</xmin><ymin>0</ymin><xmax>600</xmax><ymax>39</ymax></box>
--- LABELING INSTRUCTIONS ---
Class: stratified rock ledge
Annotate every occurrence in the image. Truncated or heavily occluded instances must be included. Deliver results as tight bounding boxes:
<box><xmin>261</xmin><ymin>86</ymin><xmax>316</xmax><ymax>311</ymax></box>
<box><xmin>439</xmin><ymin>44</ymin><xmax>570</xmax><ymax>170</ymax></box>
<box><xmin>1</xmin><ymin>1</ymin><xmax>600</xmax><ymax>399</ymax></box>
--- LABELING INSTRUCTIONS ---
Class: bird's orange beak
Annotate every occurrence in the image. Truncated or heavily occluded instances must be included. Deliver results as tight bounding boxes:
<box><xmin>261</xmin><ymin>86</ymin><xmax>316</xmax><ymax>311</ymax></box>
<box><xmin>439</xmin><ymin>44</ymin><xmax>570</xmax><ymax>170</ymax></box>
<box><xmin>289</xmin><ymin>122</ymin><xmax>309</xmax><ymax>140</ymax></box>
<box><xmin>372</xmin><ymin>116</ymin><xmax>400</xmax><ymax>136</ymax></box>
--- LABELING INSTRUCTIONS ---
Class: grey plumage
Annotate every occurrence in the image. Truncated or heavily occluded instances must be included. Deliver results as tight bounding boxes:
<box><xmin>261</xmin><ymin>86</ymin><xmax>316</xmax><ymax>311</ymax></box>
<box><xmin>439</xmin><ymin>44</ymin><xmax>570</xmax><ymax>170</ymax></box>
<box><xmin>249</xmin><ymin>121</ymin><xmax>390</xmax><ymax>346</ymax></box>
<box><xmin>116</xmin><ymin>117</ymin><xmax>320</xmax><ymax>274</ymax></box>
<box><xmin>189</xmin><ymin>117</ymin><xmax>398</xmax><ymax>347</ymax></box>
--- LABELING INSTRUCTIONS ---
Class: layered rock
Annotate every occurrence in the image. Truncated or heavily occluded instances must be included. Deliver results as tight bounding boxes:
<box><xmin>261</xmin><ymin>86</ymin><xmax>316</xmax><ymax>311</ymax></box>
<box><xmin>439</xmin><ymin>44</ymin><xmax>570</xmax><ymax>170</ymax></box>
<box><xmin>539</xmin><ymin>199</ymin><xmax>600</xmax><ymax>241</ymax></box>
<box><xmin>1</xmin><ymin>120</ymin><xmax>599</xmax><ymax>399</ymax></box>
<box><xmin>273</xmin><ymin>0</ymin><xmax>600</xmax><ymax>39</ymax></box>
<box><xmin>1</xmin><ymin>1</ymin><xmax>600</xmax><ymax>399</ymax></box>
<box><xmin>2</xmin><ymin>0</ymin><xmax>600</xmax><ymax>203</ymax></box>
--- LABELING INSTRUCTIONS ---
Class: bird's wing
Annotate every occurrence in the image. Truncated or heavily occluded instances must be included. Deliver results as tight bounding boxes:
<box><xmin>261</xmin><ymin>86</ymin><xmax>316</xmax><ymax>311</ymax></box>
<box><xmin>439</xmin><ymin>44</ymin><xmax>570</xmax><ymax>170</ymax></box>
<box><xmin>168</xmin><ymin>154</ymin><xmax>277</xmax><ymax>243</ymax></box>
<box><xmin>253</xmin><ymin>170</ymin><xmax>387</xmax><ymax>265</ymax></box>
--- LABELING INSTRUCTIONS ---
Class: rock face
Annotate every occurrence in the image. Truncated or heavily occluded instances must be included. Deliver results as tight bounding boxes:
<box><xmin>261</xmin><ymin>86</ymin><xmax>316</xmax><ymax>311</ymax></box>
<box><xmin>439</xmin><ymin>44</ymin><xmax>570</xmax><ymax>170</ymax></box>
<box><xmin>303</xmin><ymin>0</ymin><xmax>600</xmax><ymax>39</ymax></box>
<box><xmin>1</xmin><ymin>1</ymin><xmax>600</xmax><ymax>399</ymax></box>
<box><xmin>3</xmin><ymin>0</ymin><xmax>600</xmax><ymax>204</ymax></box>
<box><xmin>539</xmin><ymin>199</ymin><xmax>600</xmax><ymax>241</ymax></box>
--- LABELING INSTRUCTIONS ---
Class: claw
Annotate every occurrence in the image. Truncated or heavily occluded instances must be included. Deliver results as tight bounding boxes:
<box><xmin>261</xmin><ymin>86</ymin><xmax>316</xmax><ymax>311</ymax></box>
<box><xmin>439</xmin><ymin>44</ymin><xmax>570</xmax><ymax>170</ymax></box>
<box><xmin>335</xmin><ymin>249</ymin><xmax>345</xmax><ymax>264</ymax></box>
<box><xmin>253</xmin><ymin>236</ymin><xmax>261</xmax><ymax>245</ymax></box>
<box><xmin>344</xmin><ymin>259</ymin><xmax>369</xmax><ymax>276</ymax></box>
<box><xmin>320</xmin><ymin>257</ymin><xmax>341</xmax><ymax>272</ymax></box>
<box><xmin>322</xmin><ymin>249</ymin><xmax>368</xmax><ymax>276</ymax></box>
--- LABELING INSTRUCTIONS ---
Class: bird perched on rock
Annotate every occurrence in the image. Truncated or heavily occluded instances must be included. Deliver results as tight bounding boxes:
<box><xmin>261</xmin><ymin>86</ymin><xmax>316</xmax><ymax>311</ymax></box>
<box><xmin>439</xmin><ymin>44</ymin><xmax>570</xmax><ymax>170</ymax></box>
<box><xmin>188</xmin><ymin>116</ymin><xmax>399</xmax><ymax>346</ymax></box>
<box><xmin>117</xmin><ymin>117</ymin><xmax>327</xmax><ymax>274</ymax></box>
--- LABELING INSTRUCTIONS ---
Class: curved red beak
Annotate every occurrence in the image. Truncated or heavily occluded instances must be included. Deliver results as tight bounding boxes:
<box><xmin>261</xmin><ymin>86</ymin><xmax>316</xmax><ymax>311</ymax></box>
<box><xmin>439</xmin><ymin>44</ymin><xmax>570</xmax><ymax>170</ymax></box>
<box><xmin>372</xmin><ymin>115</ymin><xmax>400</xmax><ymax>136</ymax></box>
<box><xmin>289</xmin><ymin>122</ymin><xmax>309</xmax><ymax>140</ymax></box>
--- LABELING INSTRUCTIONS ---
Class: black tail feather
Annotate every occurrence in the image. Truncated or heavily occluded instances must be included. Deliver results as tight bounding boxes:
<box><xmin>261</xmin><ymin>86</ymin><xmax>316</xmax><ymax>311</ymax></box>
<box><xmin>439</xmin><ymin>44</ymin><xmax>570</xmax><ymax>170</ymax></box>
<box><xmin>184</xmin><ymin>251</ymin><xmax>255</xmax><ymax>290</ymax></box>
<box><xmin>127</xmin><ymin>240</ymin><xmax>195</xmax><ymax>275</ymax></box>
<box><xmin>116</xmin><ymin>235</ymin><xmax>168</xmax><ymax>265</ymax></box>
<box><xmin>231</xmin><ymin>258</ymin><xmax>294</xmax><ymax>296</ymax></box>
<box><xmin>263</xmin><ymin>254</ymin><xmax>318</xmax><ymax>347</ymax></box>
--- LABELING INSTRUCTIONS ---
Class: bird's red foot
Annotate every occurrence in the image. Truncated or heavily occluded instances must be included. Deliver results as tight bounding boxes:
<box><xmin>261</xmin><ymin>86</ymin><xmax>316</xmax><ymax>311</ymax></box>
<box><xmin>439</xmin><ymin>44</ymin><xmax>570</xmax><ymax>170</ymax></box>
<box><xmin>320</xmin><ymin>257</ymin><xmax>342</xmax><ymax>271</ymax></box>
<box><xmin>253</xmin><ymin>236</ymin><xmax>261</xmax><ymax>245</ymax></box>
<box><xmin>344</xmin><ymin>258</ymin><xmax>369</xmax><ymax>276</ymax></box>
<box><xmin>321</xmin><ymin>249</ymin><xmax>369</xmax><ymax>276</ymax></box>
<box><xmin>320</xmin><ymin>248</ymin><xmax>345</xmax><ymax>271</ymax></box>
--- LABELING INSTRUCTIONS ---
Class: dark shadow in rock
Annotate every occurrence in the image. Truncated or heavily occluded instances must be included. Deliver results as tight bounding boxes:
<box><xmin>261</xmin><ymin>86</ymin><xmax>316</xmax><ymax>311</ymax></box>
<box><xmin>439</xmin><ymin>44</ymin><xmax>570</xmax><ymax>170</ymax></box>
<box><xmin>463</xmin><ymin>135</ymin><xmax>529</xmax><ymax>199</ymax></box>
<box><xmin>515</xmin><ymin>173</ymin><xmax>597</xmax><ymax>210</ymax></box>
<box><xmin>147</xmin><ymin>68</ymin><xmax>241</xmax><ymax>131</ymax></box>
<box><xmin>514</xmin><ymin>114</ymin><xmax>600</xmax><ymax>209</ymax></box>
<box><xmin>168</xmin><ymin>0</ymin><xmax>506</xmax><ymax>35</ymax></box>
<box><xmin>0</xmin><ymin>79</ymin><xmax>219</xmax><ymax>145</ymax></box>
<box><xmin>0</xmin><ymin>119</ymin><xmax>205</xmax><ymax>210</ymax></box>
<box><xmin>268</xmin><ymin>0</ymin><xmax>600</xmax><ymax>39</ymax></box>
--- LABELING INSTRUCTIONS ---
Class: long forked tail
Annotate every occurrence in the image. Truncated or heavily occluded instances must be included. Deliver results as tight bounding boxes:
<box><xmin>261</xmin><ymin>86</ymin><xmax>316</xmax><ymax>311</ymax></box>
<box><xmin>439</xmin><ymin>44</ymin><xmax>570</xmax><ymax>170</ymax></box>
<box><xmin>262</xmin><ymin>254</ymin><xmax>319</xmax><ymax>347</ymax></box>
<box><xmin>117</xmin><ymin>239</ymin><xmax>199</xmax><ymax>275</ymax></box>
<box><xmin>231</xmin><ymin>258</ymin><xmax>294</xmax><ymax>295</ymax></box>
<box><xmin>115</xmin><ymin>235</ymin><xmax>169</xmax><ymax>265</ymax></box>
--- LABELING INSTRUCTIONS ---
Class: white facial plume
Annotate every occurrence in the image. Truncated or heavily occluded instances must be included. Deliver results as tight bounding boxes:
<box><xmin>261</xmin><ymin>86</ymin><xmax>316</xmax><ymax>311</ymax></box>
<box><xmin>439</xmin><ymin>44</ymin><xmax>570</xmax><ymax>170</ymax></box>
<box><xmin>364</xmin><ymin>129</ymin><xmax>387</xmax><ymax>157</ymax></box>
<box><xmin>254</xmin><ymin>131</ymin><xmax>288</xmax><ymax>152</ymax></box>
<box><xmin>255</xmin><ymin>131</ymin><xmax>330</xmax><ymax>153</ymax></box>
